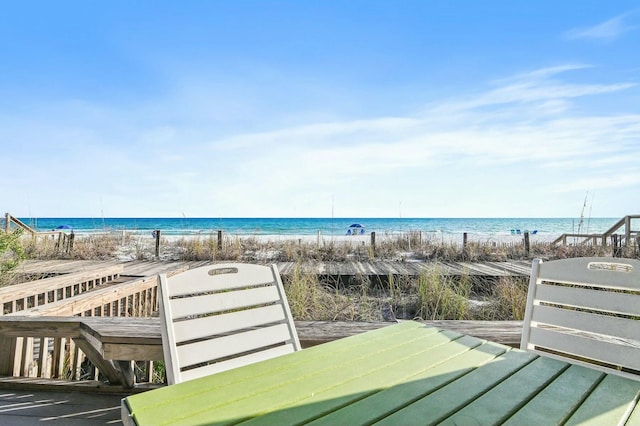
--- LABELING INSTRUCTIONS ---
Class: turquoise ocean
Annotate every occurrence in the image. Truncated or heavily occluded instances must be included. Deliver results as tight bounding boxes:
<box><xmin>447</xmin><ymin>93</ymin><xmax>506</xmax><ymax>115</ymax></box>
<box><xmin>15</xmin><ymin>217</ymin><xmax>621</xmax><ymax>241</ymax></box>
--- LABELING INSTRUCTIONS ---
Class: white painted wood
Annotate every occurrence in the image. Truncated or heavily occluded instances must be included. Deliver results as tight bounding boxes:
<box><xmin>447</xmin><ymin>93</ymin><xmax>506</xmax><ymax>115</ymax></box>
<box><xmin>166</xmin><ymin>264</ymin><xmax>276</xmax><ymax>297</ymax></box>
<box><xmin>538</xmin><ymin>257</ymin><xmax>638</xmax><ymax>290</ymax></box>
<box><xmin>531</xmin><ymin>305</ymin><xmax>640</xmax><ymax>342</ymax></box>
<box><xmin>158</xmin><ymin>263</ymin><xmax>300</xmax><ymax>385</ymax></box>
<box><xmin>179</xmin><ymin>344</ymin><xmax>296</xmax><ymax>383</ymax></box>
<box><xmin>173</xmin><ymin>305</ymin><xmax>286</xmax><ymax>343</ymax></box>
<box><xmin>529</xmin><ymin>327</ymin><xmax>640</xmax><ymax>372</ymax></box>
<box><xmin>169</xmin><ymin>285</ymin><xmax>280</xmax><ymax>318</ymax></box>
<box><xmin>521</xmin><ymin>257</ymin><xmax>640</xmax><ymax>381</ymax></box>
<box><xmin>535</xmin><ymin>284</ymin><xmax>640</xmax><ymax>316</ymax></box>
<box><xmin>176</xmin><ymin>324</ymin><xmax>293</xmax><ymax>367</ymax></box>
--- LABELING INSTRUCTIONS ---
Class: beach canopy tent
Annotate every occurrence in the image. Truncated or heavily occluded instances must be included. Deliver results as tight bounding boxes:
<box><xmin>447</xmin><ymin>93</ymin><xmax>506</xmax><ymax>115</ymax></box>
<box><xmin>347</xmin><ymin>223</ymin><xmax>365</xmax><ymax>235</ymax></box>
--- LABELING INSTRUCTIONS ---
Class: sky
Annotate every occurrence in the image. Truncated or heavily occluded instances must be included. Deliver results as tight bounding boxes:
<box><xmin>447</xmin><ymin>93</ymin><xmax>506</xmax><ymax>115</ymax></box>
<box><xmin>2</xmin><ymin>1</ymin><xmax>639</xmax><ymax>219</ymax></box>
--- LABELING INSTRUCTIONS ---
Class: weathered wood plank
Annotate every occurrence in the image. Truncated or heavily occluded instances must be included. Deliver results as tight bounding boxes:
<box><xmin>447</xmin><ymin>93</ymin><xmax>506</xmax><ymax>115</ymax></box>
<box><xmin>7</xmin><ymin>276</ymin><xmax>158</xmax><ymax>317</ymax></box>
<box><xmin>17</xmin><ymin>259</ymin><xmax>532</xmax><ymax>281</ymax></box>
<box><xmin>274</xmin><ymin>260</ymin><xmax>531</xmax><ymax>278</ymax></box>
<box><xmin>0</xmin><ymin>317</ymin><xmax>82</xmax><ymax>338</ymax></box>
<box><xmin>0</xmin><ymin>265</ymin><xmax>123</xmax><ymax>307</ymax></box>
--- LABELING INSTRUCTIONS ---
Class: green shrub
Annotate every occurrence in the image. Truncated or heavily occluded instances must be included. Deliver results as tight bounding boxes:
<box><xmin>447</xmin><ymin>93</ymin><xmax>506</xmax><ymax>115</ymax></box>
<box><xmin>0</xmin><ymin>229</ymin><xmax>25</xmax><ymax>280</ymax></box>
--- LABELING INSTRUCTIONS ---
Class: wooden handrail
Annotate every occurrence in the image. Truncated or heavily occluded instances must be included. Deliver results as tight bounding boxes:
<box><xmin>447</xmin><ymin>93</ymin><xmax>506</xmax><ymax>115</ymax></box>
<box><xmin>4</xmin><ymin>213</ymin><xmax>36</xmax><ymax>234</ymax></box>
<box><xmin>0</xmin><ymin>265</ymin><xmax>123</xmax><ymax>315</ymax></box>
<box><xmin>552</xmin><ymin>214</ymin><xmax>640</xmax><ymax>247</ymax></box>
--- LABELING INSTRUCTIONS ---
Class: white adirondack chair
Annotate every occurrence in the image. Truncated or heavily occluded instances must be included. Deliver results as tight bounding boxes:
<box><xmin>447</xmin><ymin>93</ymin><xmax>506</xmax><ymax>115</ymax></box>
<box><xmin>521</xmin><ymin>257</ymin><xmax>640</xmax><ymax>380</ymax></box>
<box><xmin>158</xmin><ymin>263</ymin><xmax>301</xmax><ymax>385</ymax></box>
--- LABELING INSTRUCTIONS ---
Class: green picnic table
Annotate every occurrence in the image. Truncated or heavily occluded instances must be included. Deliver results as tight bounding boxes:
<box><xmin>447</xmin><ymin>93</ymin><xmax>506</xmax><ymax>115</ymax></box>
<box><xmin>122</xmin><ymin>321</ymin><xmax>640</xmax><ymax>425</ymax></box>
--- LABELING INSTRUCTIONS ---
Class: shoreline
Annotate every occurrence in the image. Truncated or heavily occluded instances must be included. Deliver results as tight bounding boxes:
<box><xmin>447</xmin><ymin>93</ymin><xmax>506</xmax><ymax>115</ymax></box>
<box><xmin>108</xmin><ymin>230</ymin><xmax>562</xmax><ymax>262</ymax></box>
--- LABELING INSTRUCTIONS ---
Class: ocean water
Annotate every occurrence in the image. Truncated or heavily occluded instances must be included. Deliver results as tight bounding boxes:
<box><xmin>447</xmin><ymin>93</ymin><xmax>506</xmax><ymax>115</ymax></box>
<box><xmin>13</xmin><ymin>216</ymin><xmax>623</xmax><ymax>241</ymax></box>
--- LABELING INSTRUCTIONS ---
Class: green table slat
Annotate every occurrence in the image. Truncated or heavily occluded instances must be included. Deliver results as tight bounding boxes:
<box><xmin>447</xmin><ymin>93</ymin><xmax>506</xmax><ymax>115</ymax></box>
<box><xmin>503</xmin><ymin>364</ymin><xmax>604</xmax><ymax>425</ymax></box>
<box><xmin>123</xmin><ymin>321</ymin><xmax>640</xmax><ymax>426</ymax></box>
<box><xmin>440</xmin><ymin>356</ymin><xmax>568</xmax><ymax>425</ymax></box>
<box><xmin>127</xmin><ymin>321</ymin><xmax>431</xmax><ymax>425</ymax></box>
<box><xmin>240</xmin><ymin>334</ymin><xmax>488</xmax><ymax>425</ymax></box>
<box><xmin>373</xmin><ymin>349</ymin><xmax>538</xmax><ymax>426</ymax></box>
<box><xmin>183</xmin><ymin>328</ymin><xmax>463</xmax><ymax>425</ymax></box>
<box><xmin>565</xmin><ymin>374</ymin><xmax>640</xmax><ymax>426</ymax></box>
<box><xmin>308</xmin><ymin>340</ymin><xmax>508</xmax><ymax>426</ymax></box>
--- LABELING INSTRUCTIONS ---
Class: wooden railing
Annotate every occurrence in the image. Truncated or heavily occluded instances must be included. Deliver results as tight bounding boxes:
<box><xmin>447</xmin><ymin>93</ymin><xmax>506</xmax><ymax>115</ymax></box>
<box><xmin>1</xmin><ymin>265</ymin><xmax>123</xmax><ymax>315</ymax></box>
<box><xmin>552</xmin><ymin>214</ymin><xmax>640</xmax><ymax>249</ymax></box>
<box><xmin>4</xmin><ymin>213</ymin><xmax>36</xmax><ymax>235</ymax></box>
<box><xmin>4</xmin><ymin>212</ymin><xmax>77</xmax><ymax>254</ymax></box>
<box><xmin>0</xmin><ymin>317</ymin><xmax>524</xmax><ymax>389</ymax></box>
<box><xmin>0</xmin><ymin>266</ymin><xmax>191</xmax><ymax>386</ymax></box>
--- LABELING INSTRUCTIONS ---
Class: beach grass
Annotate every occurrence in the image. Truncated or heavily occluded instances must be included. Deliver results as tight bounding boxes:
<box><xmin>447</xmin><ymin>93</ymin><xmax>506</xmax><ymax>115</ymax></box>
<box><xmin>2</xmin><ymin>229</ymin><xmax>633</xmax><ymax>321</ymax></box>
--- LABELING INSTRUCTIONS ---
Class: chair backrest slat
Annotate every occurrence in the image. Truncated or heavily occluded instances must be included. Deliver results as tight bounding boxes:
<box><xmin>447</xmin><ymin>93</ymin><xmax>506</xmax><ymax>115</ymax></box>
<box><xmin>176</xmin><ymin>323</ymin><xmax>294</xmax><ymax>367</ymax></box>
<box><xmin>534</xmin><ymin>284</ymin><xmax>640</xmax><ymax>316</ymax></box>
<box><xmin>521</xmin><ymin>257</ymin><xmax>640</xmax><ymax>381</ymax></box>
<box><xmin>165</xmin><ymin>264</ymin><xmax>276</xmax><ymax>296</ymax></box>
<box><xmin>159</xmin><ymin>263</ymin><xmax>301</xmax><ymax>385</ymax></box>
<box><xmin>178</xmin><ymin>344</ymin><xmax>296</xmax><ymax>383</ymax></box>
<box><xmin>170</xmin><ymin>285</ymin><xmax>281</xmax><ymax>318</ymax></box>
<box><xmin>173</xmin><ymin>304</ymin><xmax>287</xmax><ymax>342</ymax></box>
<box><xmin>531</xmin><ymin>305</ymin><xmax>640</xmax><ymax>342</ymax></box>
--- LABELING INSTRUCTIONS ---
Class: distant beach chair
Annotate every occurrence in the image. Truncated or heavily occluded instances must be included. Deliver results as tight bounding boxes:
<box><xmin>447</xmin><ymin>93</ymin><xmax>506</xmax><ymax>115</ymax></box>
<box><xmin>521</xmin><ymin>257</ymin><xmax>640</xmax><ymax>380</ymax></box>
<box><xmin>157</xmin><ymin>263</ymin><xmax>301</xmax><ymax>385</ymax></box>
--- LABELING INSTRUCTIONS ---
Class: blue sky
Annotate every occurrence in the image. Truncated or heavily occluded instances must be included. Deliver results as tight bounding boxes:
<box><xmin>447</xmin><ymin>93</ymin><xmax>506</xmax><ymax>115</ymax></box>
<box><xmin>2</xmin><ymin>1</ymin><xmax>639</xmax><ymax>218</ymax></box>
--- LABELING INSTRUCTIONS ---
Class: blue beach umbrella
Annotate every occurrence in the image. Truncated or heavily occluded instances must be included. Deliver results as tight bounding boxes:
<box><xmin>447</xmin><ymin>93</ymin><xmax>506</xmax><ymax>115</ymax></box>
<box><xmin>55</xmin><ymin>225</ymin><xmax>72</xmax><ymax>230</ymax></box>
<box><xmin>347</xmin><ymin>223</ymin><xmax>365</xmax><ymax>235</ymax></box>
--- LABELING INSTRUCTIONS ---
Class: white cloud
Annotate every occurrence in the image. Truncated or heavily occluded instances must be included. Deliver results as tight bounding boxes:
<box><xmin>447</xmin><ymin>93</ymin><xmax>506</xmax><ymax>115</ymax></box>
<box><xmin>3</xmin><ymin>64</ymin><xmax>639</xmax><ymax>217</ymax></box>
<box><xmin>565</xmin><ymin>14</ymin><xmax>635</xmax><ymax>42</ymax></box>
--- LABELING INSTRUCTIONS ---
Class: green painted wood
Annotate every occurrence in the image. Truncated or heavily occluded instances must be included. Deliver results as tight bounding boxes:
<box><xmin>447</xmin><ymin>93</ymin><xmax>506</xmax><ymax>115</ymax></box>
<box><xmin>440</xmin><ymin>356</ymin><xmax>569</xmax><ymax>425</ymax></box>
<box><xmin>503</xmin><ymin>364</ymin><xmax>604</xmax><ymax>425</ymax></box>
<box><xmin>565</xmin><ymin>374</ymin><xmax>640</xmax><ymax>426</ymax></box>
<box><xmin>308</xmin><ymin>341</ymin><xmax>508</xmax><ymax>426</ymax></box>
<box><xmin>373</xmin><ymin>349</ymin><xmax>538</xmax><ymax>426</ymax></box>
<box><xmin>626</xmin><ymin>403</ymin><xmax>640</xmax><ymax>425</ymax></box>
<box><xmin>178</xmin><ymin>328</ymin><xmax>464</xmax><ymax>425</ymax></box>
<box><xmin>123</xmin><ymin>321</ymin><xmax>640</xmax><ymax>426</ymax></box>
<box><xmin>240</xmin><ymin>334</ymin><xmax>490</xmax><ymax>426</ymax></box>
<box><xmin>125</xmin><ymin>321</ymin><xmax>429</xmax><ymax>425</ymax></box>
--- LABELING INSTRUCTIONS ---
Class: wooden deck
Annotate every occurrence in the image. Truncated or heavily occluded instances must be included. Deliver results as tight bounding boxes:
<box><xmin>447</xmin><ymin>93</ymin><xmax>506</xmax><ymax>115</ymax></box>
<box><xmin>0</xmin><ymin>259</ymin><xmax>531</xmax><ymax>424</ymax></box>
<box><xmin>0</xmin><ymin>387</ymin><xmax>123</xmax><ymax>425</ymax></box>
<box><xmin>14</xmin><ymin>259</ymin><xmax>533</xmax><ymax>279</ymax></box>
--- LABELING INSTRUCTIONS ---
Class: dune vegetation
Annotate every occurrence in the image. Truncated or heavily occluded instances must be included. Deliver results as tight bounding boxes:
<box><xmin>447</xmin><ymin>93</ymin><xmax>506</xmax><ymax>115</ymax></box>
<box><xmin>1</xmin><ymin>229</ymin><xmax>634</xmax><ymax>322</ymax></box>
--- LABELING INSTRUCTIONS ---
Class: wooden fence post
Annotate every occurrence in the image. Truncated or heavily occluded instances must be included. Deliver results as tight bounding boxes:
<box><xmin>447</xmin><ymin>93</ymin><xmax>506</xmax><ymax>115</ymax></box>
<box><xmin>524</xmin><ymin>232</ymin><xmax>530</xmax><ymax>256</ymax></box>
<box><xmin>153</xmin><ymin>230</ymin><xmax>161</xmax><ymax>259</ymax></box>
<box><xmin>612</xmin><ymin>234</ymin><xmax>621</xmax><ymax>257</ymax></box>
<box><xmin>67</xmin><ymin>231</ymin><xmax>75</xmax><ymax>254</ymax></box>
<box><xmin>463</xmin><ymin>232</ymin><xmax>468</xmax><ymax>248</ymax></box>
<box><xmin>370</xmin><ymin>232</ymin><xmax>376</xmax><ymax>258</ymax></box>
<box><xmin>217</xmin><ymin>230</ymin><xmax>223</xmax><ymax>251</ymax></box>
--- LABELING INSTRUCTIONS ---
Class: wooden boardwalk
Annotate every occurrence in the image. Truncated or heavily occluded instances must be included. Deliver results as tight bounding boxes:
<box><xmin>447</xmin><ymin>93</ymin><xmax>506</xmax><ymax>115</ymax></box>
<box><xmin>276</xmin><ymin>260</ymin><xmax>532</xmax><ymax>277</ymax></box>
<box><xmin>14</xmin><ymin>259</ymin><xmax>532</xmax><ymax>279</ymax></box>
